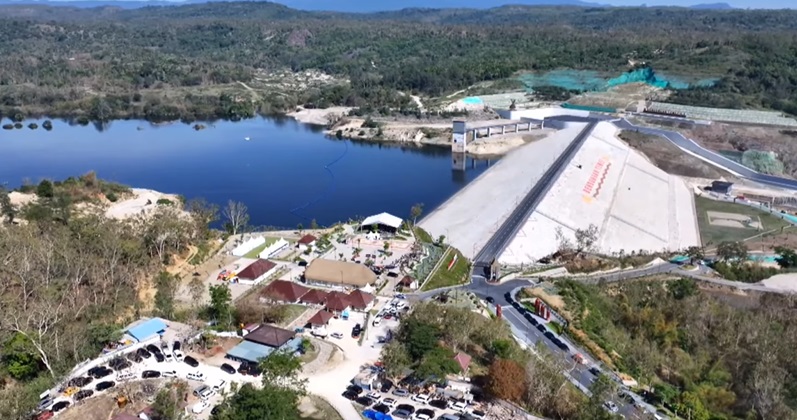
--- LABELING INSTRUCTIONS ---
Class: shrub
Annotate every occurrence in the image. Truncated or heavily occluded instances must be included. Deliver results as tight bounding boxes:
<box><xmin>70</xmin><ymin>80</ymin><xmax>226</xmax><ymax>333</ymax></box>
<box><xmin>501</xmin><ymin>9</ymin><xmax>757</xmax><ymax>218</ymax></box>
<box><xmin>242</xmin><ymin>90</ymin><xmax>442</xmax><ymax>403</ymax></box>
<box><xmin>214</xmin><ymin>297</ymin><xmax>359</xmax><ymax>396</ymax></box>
<box><xmin>106</xmin><ymin>192</ymin><xmax>118</xmax><ymax>202</ymax></box>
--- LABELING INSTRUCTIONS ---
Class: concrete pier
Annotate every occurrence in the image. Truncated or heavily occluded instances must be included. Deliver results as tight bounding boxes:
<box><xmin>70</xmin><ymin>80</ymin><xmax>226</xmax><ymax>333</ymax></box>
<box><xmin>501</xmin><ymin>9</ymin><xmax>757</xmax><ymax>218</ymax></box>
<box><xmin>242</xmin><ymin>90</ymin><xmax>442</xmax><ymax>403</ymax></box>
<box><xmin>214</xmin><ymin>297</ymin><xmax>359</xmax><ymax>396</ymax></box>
<box><xmin>452</xmin><ymin>119</ymin><xmax>534</xmax><ymax>152</ymax></box>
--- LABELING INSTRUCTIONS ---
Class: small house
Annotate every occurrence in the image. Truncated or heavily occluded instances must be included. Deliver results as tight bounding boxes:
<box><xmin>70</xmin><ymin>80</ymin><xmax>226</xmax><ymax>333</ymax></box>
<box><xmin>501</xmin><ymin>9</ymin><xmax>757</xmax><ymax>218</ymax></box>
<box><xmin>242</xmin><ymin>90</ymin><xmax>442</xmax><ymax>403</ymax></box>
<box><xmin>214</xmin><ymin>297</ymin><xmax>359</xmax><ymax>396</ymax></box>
<box><xmin>297</xmin><ymin>235</ymin><xmax>317</xmax><ymax>251</ymax></box>
<box><xmin>711</xmin><ymin>181</ymin><xmax>733</xmax><ymax>195</ymax></box>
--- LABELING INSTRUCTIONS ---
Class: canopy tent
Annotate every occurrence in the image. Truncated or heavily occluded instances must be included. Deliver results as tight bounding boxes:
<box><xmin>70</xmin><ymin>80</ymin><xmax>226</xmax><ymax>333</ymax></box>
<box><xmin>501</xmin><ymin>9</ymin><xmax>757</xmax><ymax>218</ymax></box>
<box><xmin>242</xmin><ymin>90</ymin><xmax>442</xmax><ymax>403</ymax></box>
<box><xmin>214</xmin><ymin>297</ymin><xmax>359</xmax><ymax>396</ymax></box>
<box><xmin>360</xmin><ymin>212</ymin><xmax>403</xmax><ymax>233</ymax></box>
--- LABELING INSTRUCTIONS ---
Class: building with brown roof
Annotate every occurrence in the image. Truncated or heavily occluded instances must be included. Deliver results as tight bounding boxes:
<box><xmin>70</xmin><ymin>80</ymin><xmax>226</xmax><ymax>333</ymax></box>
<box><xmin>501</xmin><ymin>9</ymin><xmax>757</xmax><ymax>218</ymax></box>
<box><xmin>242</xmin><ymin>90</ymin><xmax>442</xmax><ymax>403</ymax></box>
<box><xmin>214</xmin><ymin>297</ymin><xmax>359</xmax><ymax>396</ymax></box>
<box><xmin>453</xmin><ymin>352</ymin><xmax>472</xmax><ymax>373</ymax></box>
<box><xmin>300</xmin><ymin>289</ymin><xmax>329</xmax><ymax>306</ymax></box>
<box><xmin>304</xmin><ymin>259</ymin><xmax>377</xmax><ymax>288</ymax></box>
<box><xmin>260</xmin><ymin>280</ymin><xmax>310</xmax><ymax>304</ymax></box>
<box><xmin>243</xmin><ymin>324</ymin><xmax>296</xmax><ymax>348</ymax></box>
<box><xmin>297</xmin><ymin>234</ymin><xmax>317</xmax><ymax>251</ymax></box>
<box><xmin>398</xmin><ymin>275</ymin><xmax>419</xmax><ymax>290</ymax></box>
<box><xmin>347</xmin><ymin>289</ymin><xmax>375</xmax><ymax>311</ymax></box>
<box><xmin>237</xmin><ymin>259</ymin><xmax>279</xmax><ymax>285</ymax></box>
<box><xmin>305</xmin><ymin>310</ymin><xmax>334</xmax><ymax>327</ymax></box>
<box><xmin>325</xmin><ymin>291</ymin><xmax>351</xmax><ymax>313</ymax></box>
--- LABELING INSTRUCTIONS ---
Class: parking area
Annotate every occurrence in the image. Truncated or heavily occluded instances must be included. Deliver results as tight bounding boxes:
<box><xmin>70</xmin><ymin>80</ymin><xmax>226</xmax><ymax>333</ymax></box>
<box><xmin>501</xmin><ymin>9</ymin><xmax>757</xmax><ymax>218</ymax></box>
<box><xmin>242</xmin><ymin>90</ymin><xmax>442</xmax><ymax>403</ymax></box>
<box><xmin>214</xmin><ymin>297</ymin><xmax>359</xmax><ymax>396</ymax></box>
<box><xmin>41</xmin><ymin>340</ymin><xmax>259</xmax><ymax>420</ymax></box>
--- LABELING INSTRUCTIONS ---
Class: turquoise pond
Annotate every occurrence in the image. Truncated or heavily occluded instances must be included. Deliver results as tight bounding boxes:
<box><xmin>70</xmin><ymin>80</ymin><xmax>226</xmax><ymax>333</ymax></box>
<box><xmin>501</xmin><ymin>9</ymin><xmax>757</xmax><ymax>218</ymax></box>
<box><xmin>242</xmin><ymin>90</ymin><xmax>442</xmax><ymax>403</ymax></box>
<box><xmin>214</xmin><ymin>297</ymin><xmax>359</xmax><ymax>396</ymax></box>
<box><xmin>516</xmin><ymin>68</ymin><xmax>718</xmax><ymax>92</ymax></box>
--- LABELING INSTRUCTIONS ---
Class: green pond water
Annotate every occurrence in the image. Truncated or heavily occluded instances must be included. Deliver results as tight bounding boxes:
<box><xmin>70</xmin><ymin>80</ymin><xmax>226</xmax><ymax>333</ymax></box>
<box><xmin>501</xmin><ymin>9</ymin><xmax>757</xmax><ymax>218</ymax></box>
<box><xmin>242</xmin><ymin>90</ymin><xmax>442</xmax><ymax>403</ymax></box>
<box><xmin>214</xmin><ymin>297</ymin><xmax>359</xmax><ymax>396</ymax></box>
<box><xmin>517</xmin><ymin>67</ymin><xmax>718</xmax><ymax>92</ymax></box>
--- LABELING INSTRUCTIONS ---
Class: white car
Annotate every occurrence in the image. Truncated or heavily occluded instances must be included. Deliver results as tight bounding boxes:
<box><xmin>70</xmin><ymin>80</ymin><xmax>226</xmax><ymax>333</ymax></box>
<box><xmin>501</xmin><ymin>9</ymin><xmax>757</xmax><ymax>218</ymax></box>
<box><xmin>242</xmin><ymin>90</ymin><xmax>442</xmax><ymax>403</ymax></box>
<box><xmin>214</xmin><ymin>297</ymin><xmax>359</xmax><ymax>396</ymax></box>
<box><xmin>116</xmin><ymin>371</ymin><xmax>135</xmax><ymax>382</ymax></box>
<box><xmin>372</xmin><ymin>317</ymin><xmax>382</xmax><ymax>327</ymax></box>
<box><xmin>467</xmin><ymin>408</ymin><xmax>486</xmax><ymax>419</ymax></box>
<box><xmin>330</xmin><ymin>332</ymin><xmax>344</xmax><ymax>339</ymax></box>
<box><xmin>448</xmin><ymin>400</ymin><xmax>468</xmax><ymax>412</ymax></box>
<box><xmin>162</xmin><ymin>370</ymin><xmax>177</xmax><ymax>378</ymax></box>
<box><xmin>171</xmin><ymin>349</ymin><xmax>184</xmax><ymax>362</ymax></box>
<box><xmin>411</xmin><ymin>393</ymin><xmax>431</xmax><ymax>404</ymax></box>
<box><xmin>161</xmin><ymin>343</ymin><xmax>173</xmax><ymax>361</ymax></box>
<box><xmin>186</xmin><ymin>372</ymin><xmax>206</xmax><ymax>382</ymax></box>
<box><xmin>413</xmin><ymin>414</ymin><xmax>432</xmax><ymax>420</ymax></box>
<box><xmin>191</xmin><ymin>400</ymin><xmax>210</xmax><ymax>414</ymax></box>
<box><xmin>366</xmin><ymin>391</ymin><xmax>381</xmax><ymax>402</ymax></box>
<box><xmin>211</xmin><ymin>378</ymin><xmax>227</xmax><ymax>392</ymax></box>
<box><xmin>382</xmin><ymin>398</ymin><xmax>398</xmax><ymax>408</ymax></box>
<box><xmin>604</xmin><ymin>401</ymin><xmax>619</xmax><ymax>413</ymax></box>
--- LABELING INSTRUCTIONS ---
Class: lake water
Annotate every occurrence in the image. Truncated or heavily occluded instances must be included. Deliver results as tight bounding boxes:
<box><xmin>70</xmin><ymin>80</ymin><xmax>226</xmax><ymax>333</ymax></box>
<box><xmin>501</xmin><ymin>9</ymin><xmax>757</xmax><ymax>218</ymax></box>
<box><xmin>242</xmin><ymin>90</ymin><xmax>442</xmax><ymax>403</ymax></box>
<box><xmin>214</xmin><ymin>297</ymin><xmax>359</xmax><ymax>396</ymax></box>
<box><xmin>0</xmin><ymin>117</ymin><xmax>491</xmax><ymax>228</ymax></box>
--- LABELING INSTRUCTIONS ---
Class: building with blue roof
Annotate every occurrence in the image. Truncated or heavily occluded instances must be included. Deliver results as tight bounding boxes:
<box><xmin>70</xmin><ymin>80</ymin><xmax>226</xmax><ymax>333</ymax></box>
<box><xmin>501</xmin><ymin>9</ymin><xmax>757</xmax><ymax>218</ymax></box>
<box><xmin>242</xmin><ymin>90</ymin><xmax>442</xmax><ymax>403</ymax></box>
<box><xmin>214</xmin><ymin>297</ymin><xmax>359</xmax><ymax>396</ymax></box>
<box><xmin>126</xmin><ymin>318</ymin><xmax>168</xmax><ymax>342</ymax></box>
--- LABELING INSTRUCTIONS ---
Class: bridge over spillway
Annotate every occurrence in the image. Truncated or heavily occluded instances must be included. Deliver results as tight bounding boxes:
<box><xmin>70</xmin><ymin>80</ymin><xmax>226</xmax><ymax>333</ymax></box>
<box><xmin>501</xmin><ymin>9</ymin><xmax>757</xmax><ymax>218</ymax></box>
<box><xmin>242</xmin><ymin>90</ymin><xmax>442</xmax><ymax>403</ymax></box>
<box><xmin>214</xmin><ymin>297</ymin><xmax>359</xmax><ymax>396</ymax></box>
<box><xmin>451</xmin><ymin>119</ymin><xmax>536</xmax><ymax>153</ymax></box>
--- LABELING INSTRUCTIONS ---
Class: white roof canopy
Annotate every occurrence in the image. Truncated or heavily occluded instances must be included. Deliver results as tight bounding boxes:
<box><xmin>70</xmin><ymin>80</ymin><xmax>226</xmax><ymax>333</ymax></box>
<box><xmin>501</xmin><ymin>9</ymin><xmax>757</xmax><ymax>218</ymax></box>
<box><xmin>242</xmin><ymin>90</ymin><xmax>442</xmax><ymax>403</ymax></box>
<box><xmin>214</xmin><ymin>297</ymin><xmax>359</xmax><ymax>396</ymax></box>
<box><xmin>360</xmin><ymin>212</ymin><xmax>403</xmax><ymax>229</ymax></box>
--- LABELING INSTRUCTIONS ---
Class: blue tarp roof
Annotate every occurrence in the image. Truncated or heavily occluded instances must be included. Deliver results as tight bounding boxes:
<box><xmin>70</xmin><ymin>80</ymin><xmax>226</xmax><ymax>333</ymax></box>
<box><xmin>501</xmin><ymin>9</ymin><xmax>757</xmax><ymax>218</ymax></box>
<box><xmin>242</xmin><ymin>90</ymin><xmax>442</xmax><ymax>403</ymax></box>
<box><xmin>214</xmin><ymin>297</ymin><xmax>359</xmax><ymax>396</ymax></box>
<box><xmin>127</xmin><ymin>318</ymin><xmax>167</xmax><ymax>342</ymax></box>
<box><xmin>362</xmin><ymin>410</ymin><xmax>392</xmax><ymax>420</ymax></box>
<box><xmin>670</xmin><ymin>255</ymin><xmax>690</xmax><ymax>263</ymax></box>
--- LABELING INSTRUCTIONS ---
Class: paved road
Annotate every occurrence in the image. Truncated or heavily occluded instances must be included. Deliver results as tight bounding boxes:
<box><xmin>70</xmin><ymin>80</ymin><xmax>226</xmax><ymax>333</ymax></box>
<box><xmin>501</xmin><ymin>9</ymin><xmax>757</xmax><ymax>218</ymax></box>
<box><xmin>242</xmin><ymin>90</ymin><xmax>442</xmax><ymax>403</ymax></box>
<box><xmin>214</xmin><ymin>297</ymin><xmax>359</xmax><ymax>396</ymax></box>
<box><xmin>474</xmin><ymin>121</ymin><xmax>598</xmax><ymax>273</ymax></box>
<box><xmin>614</xmin><ymin>118</ymin><xmax>797</xmax><ymax>190</ymax></box>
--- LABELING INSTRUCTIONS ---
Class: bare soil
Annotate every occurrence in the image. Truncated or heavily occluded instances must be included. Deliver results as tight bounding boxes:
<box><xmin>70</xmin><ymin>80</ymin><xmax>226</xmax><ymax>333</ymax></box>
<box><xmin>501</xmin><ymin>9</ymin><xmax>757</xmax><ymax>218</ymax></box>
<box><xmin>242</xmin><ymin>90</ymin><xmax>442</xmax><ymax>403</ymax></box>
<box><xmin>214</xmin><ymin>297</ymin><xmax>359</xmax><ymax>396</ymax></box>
<box><xmin>618</xmin><ymin>129</ymin><xmax>729</xmax><ymax>178</ymax></box>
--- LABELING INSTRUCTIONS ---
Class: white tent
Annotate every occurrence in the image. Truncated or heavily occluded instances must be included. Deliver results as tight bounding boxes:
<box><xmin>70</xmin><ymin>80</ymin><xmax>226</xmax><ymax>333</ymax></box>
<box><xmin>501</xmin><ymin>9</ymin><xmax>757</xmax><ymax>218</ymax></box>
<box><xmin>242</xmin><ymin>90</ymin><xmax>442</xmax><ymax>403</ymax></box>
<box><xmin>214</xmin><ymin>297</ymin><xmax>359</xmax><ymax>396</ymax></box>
<box><xmin>259</xmin><ymin>238</ymin><xmax>289</xmax><ymax>259</ymax></box>
<box><xmin>360</xmin><ymin>284</ymin><xmax>375</xmax><ymax>294</ymax></box>
<box><xmin>360</xmin><ymin>212</ymin><xmax>403</xmax><ymax>230</ymax></box>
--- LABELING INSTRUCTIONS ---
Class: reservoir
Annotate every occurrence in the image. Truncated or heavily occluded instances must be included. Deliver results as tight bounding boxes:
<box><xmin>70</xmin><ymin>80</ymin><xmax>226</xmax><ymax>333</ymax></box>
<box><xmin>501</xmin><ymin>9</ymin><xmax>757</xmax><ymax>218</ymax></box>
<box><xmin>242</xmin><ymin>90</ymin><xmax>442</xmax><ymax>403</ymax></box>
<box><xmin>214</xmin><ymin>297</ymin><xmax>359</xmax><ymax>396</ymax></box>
<box><xmin>0</xmin><ymin>117</ymin><xmax>491</xmax><ymax>228</ymax></box>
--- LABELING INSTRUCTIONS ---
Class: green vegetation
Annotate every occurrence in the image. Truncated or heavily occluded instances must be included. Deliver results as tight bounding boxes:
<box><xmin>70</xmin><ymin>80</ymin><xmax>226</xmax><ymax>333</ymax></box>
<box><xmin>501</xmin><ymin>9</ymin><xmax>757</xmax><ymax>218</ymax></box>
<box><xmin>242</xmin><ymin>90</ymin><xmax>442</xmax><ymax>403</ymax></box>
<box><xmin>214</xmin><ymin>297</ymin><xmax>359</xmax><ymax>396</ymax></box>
<box><xmin>555</xmin><ymin>277</ymin><xmax>797</xmax><ymax>419</ymax></box>
<box><xmin>1</xmin><ymin>5</ymin><xmax>796</xmax><ymax>121</ymax></box>
<box><xmin>420</xmin><ymin>248</ymin><xmax>471</xmax><ymax>291</ymax></box>
<box><xmin>212</xmin><ymin>351</ymin><xmax>307</xmax><ymax>420</ymax></box>
<box><xmin>412</xmin><ymin>226</ymin><xmax>433</xmax><ymax>244</ymax></box>
<box><xmin>0</xmin><ymin>176</ymin><xmax>218</xmax><ymax>419</ymax></box>
<box><xmin>694</xmin><ymin>196</ymin><xmax>789</xmax><ymax>245</ymax></box>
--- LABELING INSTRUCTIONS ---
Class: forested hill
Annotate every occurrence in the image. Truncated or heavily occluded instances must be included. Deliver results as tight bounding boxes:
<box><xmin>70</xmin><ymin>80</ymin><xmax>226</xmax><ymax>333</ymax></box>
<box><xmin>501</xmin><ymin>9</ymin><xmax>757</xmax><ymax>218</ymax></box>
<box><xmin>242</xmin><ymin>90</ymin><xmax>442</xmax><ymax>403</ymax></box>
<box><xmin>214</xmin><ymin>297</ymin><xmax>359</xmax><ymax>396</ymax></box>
<box><xmin>0</xmin><ymin>2</ymin><xmax>796</xmax><ymax>122</ymax></box>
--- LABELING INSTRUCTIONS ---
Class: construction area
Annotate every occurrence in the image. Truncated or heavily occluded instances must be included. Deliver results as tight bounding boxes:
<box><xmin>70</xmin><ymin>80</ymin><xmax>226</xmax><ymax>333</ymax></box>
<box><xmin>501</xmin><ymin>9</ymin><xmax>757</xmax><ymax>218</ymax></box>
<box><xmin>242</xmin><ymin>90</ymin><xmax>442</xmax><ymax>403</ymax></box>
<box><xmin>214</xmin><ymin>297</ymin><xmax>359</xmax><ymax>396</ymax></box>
<box><xmin>500</xmin><ymin>122</ymin><xmax>699</xmax><ymax>264</ymax></box>
<box><xmin>422</xmin><ymin>120</ymin><xmax>701</xmax><ymax>266</ymax></box>
<box><xmin>645</xmin><ymin>102</ymin><xmax>797</xmax><ymax>126</ymax></box>
<box><xmin>420</xmin><ymin>125</ymin><xmax>587</xmax><ymax>259</ymax></box>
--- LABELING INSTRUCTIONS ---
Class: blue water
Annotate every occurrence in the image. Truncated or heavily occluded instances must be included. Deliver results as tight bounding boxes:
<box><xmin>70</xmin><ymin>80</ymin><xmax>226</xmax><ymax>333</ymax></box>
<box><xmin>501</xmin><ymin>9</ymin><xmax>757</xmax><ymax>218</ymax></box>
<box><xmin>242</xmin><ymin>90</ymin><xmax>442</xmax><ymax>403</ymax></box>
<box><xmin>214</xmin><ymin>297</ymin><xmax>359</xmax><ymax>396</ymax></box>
<box><xmin>749</xmin><ymin>255</ymin><xmax>779</xmax><ymax>263</ymax></box>
<box><xmin>0</xmin><ymin>117</ymin><xmax>490</xmax><ymax>228</ymax></box>
<box><xmin>462</xmin><ymin>97</ymin><xmax>483</xmax><ymax>105</ymax></box>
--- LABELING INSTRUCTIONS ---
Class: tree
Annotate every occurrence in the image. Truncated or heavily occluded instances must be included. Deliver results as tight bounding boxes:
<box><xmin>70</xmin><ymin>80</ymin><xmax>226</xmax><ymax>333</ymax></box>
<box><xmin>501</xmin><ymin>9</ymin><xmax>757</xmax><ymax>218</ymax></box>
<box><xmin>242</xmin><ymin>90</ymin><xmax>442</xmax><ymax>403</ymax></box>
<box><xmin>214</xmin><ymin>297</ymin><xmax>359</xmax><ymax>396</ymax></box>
<box><xmin>410</xmin><ymin>203</ymin><xmax>424</xmax><ymax>225</ymax></box>
<box><xmin>36</xmin><ymin>180</ymin><xmax>54</xmax><ymax>198</ymax></box>
<box><xmin>154</xmin><ymin>271</ymin><xmax>178</xmax><ymax>319</ymax></box>
<box><xmin>491</xmin><ymin>339</ymin><xmax>513</xmax><ymax>360</ymax></box>
<box><xmin>380</xmin><ymin>341</ymin><xmax>412</xmax><ymax>380</ymax></box>
<box><xmin>716</xmin><ymin>241</ymin><xmax>748</xmax><ymax>262</ymax></box>
<box><xmin>579</xmin><ymin>374</ymin><xmax>620</xmax><ymax>420</ymax></box>
<box><xmin>399</xmin><ymin>320</ymin><xmax>439</xmax><ymax>361</ymax></box>
<box><xmin>152</xmin><ymin>385</ymin><xmax>188</xmax><ymax>420</ymax></box>
<box><xmin>310</xmin><ymin>218</ymin><xmax>318</xmax><ymax>229</ymax></box>
<box><xmin>2</xmin><ymin>333</ymin><xmax>41</xmax><ymax>380</ymax></box>
<box><xmin>574</xmin><ymin>224</ymin><xmax>599</xmax><ymax>256</ymax></box>
<box><xmin>258</xmin><ymin>350</ymin><xmax>307</xmax><ymax>393</ymax></box>
<box><xmin>212</xmin><ymin>383</ymin><xmax>301</xmax><ymax>420</ymax></box>
<box><xmin>555</xmin><ymin>226</ymin><xmax>574</xmax><ymax>256</ymax></box>
<box><xmin>222</xmin><ymin>200</ymin><xmax>249</xmax><ymax>236</ymax></box>
<box><xmin>296</xmin><ymin>223</ymin><xmax>303</xmax><ymax>232</ymax></box>
<box><xmin>415</xmin><ymin>347</ymin><xmax>460</xmax><ymax>379</ymax></box>
<box><xmin>187</xmin><ymin>198</ymin><xmax>219</xmax><ymax>241</ymax></box>
<box><xmin>383</xmin><ymin>241</ymin><xmax>390</xmax><ymax>253</ymax></box>
<box><xmin>669</xmin><ymin>278</ymin><xmax>698</xmax><ymax>300</ymax></box>
<box><xmin>209</xmin><ymin>284</ymin><xmax>233</xmax><ymax>328</ymax></box>
<box><xmin>436</xmin><ymin>235</ymin><xmax>446</xmax><ymax>246</ymax></box>
<box><xmin>685</xmin><ymin>245</ymin><xmax>705</xmax><ymax>265</ymax></box>
<box><xmin>486</xmin><ymin>358</ymin><xmax>527</xmax><ymax>403</ymax></box>
<box><xmin>0</xmin><ymin>186</ymin><xmax>15</xmax><ymax>223</ymax></box>
<box><xmin>774</xmin><ymin>246</ymin><xmax>797</xmax><ymax>268</ymax></box>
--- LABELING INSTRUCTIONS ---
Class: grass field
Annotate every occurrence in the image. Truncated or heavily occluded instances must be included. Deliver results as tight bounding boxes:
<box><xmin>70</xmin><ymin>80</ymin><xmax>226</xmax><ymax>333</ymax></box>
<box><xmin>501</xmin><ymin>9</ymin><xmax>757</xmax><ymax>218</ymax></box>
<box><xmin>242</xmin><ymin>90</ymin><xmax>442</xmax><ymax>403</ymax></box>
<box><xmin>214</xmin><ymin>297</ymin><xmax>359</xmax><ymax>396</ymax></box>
<box><xmin>695</xmin><ymin>196</ymin><xmax>790</xmax><ymax>245</ymax></box>
<box><xmin>243</xmin><ymin>237</ymin><xmax>291</xmax><ymax>258</ymax></box>
<box><xmin>421</xmin><ymin>247</ymin><xmax>470</xmax><ymax>291</ymax></box>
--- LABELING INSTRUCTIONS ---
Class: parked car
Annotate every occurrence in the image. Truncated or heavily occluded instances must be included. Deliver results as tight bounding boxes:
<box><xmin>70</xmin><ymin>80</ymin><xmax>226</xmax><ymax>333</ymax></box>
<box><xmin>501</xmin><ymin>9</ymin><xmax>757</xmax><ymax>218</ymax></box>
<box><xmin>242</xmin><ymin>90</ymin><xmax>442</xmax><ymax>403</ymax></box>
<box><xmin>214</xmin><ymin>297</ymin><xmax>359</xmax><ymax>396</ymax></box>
<box><xmin>366</xmin><ymin>392</ymin><xmax>381</xmax><ymax>402</ymax></box>
<box><xmin>142</xmin><ymin>370</ymin><xmax>161</xmax><ymax>379</ymax></box>
<box><xmin>372</xmin><ymin>403</ymin><xmax>390</xmax><ymax>414</ymax></box>
<box><xmin>485</xmin><ymin>296</ymin><xmax>495</xmax><ymax>304</ymax></box>
<box><xmin>74</xmin><ymin>389</ymin><xmax>94</xmax><ymax>402</ymax></box>
<box><xmin>162</xmin><ymin>370</ymin><xmax>177</xmax><ymax>378</ymax></box>
<box><xmin>192</xmin><ymin>400</ymin><xmax>211</xmax><ymax>414</ymax></box>
<box><xmin>467</xmin><ymin>409</ymin><xmax>486</xmax><ymax>419</ymax></box>
<box><xmin>161</xmin><ymin>343</ymin><xmax>173</xmax><ymax>361</ymax></box>
<box><xmin>116</xmin><ymin>371</ymin><xmax>135</xmax><ymax>382</ymax></box>
<box><xmin>392</xmin><ymin>388</ymin><xmax>410</xmax><ymax>397</ymax></box>
<box><xmin>379</xmin><ymin>379</ymin><xmax>394</xmax><ymax>393</ymax></box>
<box><xmin>37</xmin><ymin>395</ymin><xmax>55</xmax><ymax>412</ymax></box>
<box><xmin>186</xmin><ymin>372</ymin><xmax>206</xmax><ymax>382</ymax></box>
<box><xmin>411</xmin><ymin>393</ymin><xmax>431</xmax><ymax>404</ymax></box>
<box><xmin>382</xmin><ymin>398</ymin><xmax>398</xmax><ymax>408</ymax></box>
<box><xmin>416</xmin><ymin>408</ymin><xmax>436</xmax><ymax>418</ymax></box>
<box><xmin>219</xmin><ymin>363</ymin><xmax>235</xmax><ymax>375</ymax></box>
<box><xmin>429</xmin><ymin>399</ymin><xmax>448</xmax><ymax>410</ymax></box>
<box><xmin>536</xmin><ymin>324</ymin><xmax>547</xmax><ymax>333</ymax></box>
<box><xmin>145</xmin><ymin>344</ymin><xmax>161</xmax><ymax>355</ymax></box>
<box><xmin>127</xmin><ymin>352</ymin><xmax>142</xmax><ymax>363</ymax></box>
<box><xmin>391</xmin><ymin>409</ymin><xmax>412</xmax><ymax>419</ymax></box>
<box><xmin>137</xmin><ymin>348</ymin><xmax>152</xmax><ymax>359</ymax></box>
<box><xmin>589</xmin><ymin>367</ymin><xmax>602</xmax><ymax>376</ymax></box>
<box><xmin>95</xmin><ymin>381</ymin><xmax>115</xmax><ymax>392</ymax></box>
<box><xmin>396</xmin><ymin>404</ymin><xmax>415</xmax><ymax>414</ymax></box>
<box><xmin>211</xmin><ymin>379</ymin><xmax>227</xmax><ymax>392</ymax></box>
<box><xmin>448</xmin><ymin>400</ymin><xmax>468</xmax><ymax>412</ymax></box>
<box><xmin>331</xmin><ymin>332</ymin><xmax>344</xmax><ymax>339</ymax></box>
<box><xmin>346</xmin><ymin>385</ymin><xmax>364</xmax><ymax>396</ymax></box>
<box><xmin>153</xmin><ymin>351</ymin><xmax>165</xmax><ymax>363</ymax></box>
<box><xmin>67</xmin><ymin>377</ymin><xmax>93</xmax><ymax>388</ymax></box>
<box><xmin>90</xmin><ymin>367</ymin><xmax>113</xmax><ymax>379</ymax></box>
<box><xmin>372</xmin><ymin>317</ymin><xmax>382</xmax><ymax>327</ymax></box>
<box><xmin>355</xmin><ymin>396</ymin><xmax>374</xmax><ymax>407</ymax></box>
<box><xmin>51</xmin><ymin>401</ymin><xmax>71</xmax><ymax>412</ymax></box>
<box><xmin>342</xmin><ymin>390</ymin><xmax>359</xmax><ymax>400</ymax></box>
<box><xmin>184</xmin><ymin>356</ymin><xmax>199</xmax><ymax>368</ymax></box>
<box><xmin>604</xmin><ymin>401</ymin><xmax>619</xmax><ymax>413</ymax></box>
